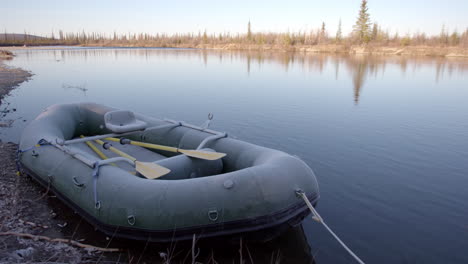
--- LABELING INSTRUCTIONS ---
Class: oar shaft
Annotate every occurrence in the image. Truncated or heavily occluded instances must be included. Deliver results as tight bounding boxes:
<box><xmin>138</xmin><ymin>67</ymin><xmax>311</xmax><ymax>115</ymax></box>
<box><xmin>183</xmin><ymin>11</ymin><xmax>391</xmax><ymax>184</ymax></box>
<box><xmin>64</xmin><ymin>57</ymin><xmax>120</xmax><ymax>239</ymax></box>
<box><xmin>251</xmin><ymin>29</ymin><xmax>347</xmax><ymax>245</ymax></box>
<box><xmin>94</xmin><ymin>139</ymin><xmax>136</xmax><ymax>162</ymax></box>
<box><xmin>46</xmin><ymin>137</ymin><xmax>134</xmax><ymax>168</ymax></box>
<box><xmin>80</xmin><ymin>136</ymin><xmax>109</xmax><ymax>160</ymax></box>
<box><xmin>105</xmin><ymin>137</ymin><xmax>226</xmax><ymax>160</ymax></box>
<box><xmin>62</xmin><ymin>123</ymin><xmax>180</xmax><ymax>145</ymax></box>
<box><xmin>130</xmin><ymin>141</ymin><xmax>178</xmax><ymax>153</ymax></box>
<box><xmin>105</xmin><ymin>137</ymin><xmax>178</xmax><ymax>153</ymax></box>
<box><xmin>80</xmin><ymin>135</ymin><xmax>122</xmax><ymax>168</ymax></box>
<box><xmin>92</xmin><ymin>139</ymin><xmax>170</xmax><ymax>179</ymax></box>
<box><xmin>65</xmin><ymin>133</ymin><xmax>122</xmax><ymax>145</ymax></box>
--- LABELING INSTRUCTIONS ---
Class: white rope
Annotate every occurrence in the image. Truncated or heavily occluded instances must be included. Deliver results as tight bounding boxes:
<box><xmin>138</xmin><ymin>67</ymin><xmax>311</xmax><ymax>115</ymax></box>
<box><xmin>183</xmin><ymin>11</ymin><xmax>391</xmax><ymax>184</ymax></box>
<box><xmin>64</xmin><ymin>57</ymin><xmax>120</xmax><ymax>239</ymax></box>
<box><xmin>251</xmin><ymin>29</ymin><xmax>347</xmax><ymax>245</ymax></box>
<box><xmin>297</xmin><ymin>190</ymin><xmax>365</xmax><ymax>264</ymax></box>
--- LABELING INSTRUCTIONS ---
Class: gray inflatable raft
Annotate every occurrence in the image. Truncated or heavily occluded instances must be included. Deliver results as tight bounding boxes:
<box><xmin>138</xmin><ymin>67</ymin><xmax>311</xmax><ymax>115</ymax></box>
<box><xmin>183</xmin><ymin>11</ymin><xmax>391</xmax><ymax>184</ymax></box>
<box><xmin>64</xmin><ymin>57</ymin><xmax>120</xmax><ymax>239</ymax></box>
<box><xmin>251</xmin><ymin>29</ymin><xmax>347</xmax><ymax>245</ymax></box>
<box><xmin>19</xmin><ymin>103</ymin><xmax>319</xmax><ymax>241</ymax></box>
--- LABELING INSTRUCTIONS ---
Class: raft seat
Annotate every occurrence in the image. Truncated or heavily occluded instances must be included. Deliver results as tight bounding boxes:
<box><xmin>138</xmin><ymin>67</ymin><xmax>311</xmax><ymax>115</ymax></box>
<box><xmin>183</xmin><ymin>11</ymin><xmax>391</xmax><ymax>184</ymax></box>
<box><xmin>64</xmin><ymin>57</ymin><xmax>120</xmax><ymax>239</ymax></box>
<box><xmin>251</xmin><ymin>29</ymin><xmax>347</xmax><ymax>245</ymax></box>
<box><xmin>104</xmin><ymin>110</ymin><xmax>147</xmax><ymax>133</ymax></box>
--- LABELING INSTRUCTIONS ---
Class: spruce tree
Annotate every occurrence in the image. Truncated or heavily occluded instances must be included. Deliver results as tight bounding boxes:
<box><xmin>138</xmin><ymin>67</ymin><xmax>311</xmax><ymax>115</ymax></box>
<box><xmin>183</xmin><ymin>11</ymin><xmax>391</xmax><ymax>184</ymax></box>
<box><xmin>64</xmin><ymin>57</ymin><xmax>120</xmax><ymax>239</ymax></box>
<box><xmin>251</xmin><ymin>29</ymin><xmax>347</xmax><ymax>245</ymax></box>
<box><xmin>371</xmin><ymin>22</ymin><xmax>378</xmax><ymax>41</ymax></box>
<box><xmin>203</xmin><ymin>29</ymin><xmax>208</xmax><ymax>44</ymax></box>
<box><xmin>320</xmin><ymin>22</ymin><xmax>327</xmax><ymax>43</ymax></box>
<box><xmin>353</xmin><ymin>0</ymin><xmax>372</xmax><ymax>44</ymax></box>
<box><xmin>335</xmin><ymin>19</ymin><xmax>342</xmax><ymax>43</ymax></box>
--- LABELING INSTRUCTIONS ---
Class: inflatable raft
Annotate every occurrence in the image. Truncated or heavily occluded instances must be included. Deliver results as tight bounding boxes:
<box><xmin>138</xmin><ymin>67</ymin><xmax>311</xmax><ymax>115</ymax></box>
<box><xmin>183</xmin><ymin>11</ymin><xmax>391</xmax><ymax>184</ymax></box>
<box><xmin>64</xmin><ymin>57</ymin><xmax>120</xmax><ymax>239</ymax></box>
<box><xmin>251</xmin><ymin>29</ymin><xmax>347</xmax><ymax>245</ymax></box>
<box><xmin>19</xmin><ymin>103</ymin><xmax>320</xmax><ymax>241</ymax></box>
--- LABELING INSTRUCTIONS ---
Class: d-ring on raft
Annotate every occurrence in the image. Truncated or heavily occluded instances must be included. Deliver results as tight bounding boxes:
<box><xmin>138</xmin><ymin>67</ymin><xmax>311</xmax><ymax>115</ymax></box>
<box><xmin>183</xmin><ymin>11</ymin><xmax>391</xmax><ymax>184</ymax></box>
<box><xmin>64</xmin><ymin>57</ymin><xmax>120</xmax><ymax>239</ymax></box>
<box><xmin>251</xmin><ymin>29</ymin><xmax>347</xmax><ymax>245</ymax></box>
<box><xmin>18</xmin><ymin>103</ymin><xmax>320</xmax><ymax>242</ymax></box>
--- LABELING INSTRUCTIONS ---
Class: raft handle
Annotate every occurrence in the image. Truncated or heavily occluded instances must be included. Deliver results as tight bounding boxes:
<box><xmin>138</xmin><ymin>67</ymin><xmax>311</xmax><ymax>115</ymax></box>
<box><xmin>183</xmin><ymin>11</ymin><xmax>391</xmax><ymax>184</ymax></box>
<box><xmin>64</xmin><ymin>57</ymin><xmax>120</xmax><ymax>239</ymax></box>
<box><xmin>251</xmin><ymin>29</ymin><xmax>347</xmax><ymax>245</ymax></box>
<box><xmin>208</xmin><ymin>209</ymin><xmax>219</xmax><ymax>222</ymax></box>
<box><xmin>72</xmin><ymin>176</ymin><xmax>84</xmax><ymax>187</ymax></box>
<box><xmin>127</xmin><ymin>215</ymin><xmax>136</xmax><ymax>226</ymax></box>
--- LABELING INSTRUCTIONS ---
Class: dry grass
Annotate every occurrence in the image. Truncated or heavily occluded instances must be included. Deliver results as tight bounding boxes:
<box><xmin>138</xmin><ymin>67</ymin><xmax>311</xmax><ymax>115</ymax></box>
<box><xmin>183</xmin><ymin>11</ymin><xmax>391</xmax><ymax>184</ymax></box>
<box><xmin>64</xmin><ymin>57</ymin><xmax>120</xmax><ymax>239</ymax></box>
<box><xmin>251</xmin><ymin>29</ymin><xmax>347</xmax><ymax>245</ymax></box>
<box><xmin>1</xmin><ymin>26</ymin><xmax>468</xmax><ymax>58</ymax></box>
<box><xmin>0</xmin><ymin>50</ymin><xmax>14</xmax><ymax>59</ymax></box>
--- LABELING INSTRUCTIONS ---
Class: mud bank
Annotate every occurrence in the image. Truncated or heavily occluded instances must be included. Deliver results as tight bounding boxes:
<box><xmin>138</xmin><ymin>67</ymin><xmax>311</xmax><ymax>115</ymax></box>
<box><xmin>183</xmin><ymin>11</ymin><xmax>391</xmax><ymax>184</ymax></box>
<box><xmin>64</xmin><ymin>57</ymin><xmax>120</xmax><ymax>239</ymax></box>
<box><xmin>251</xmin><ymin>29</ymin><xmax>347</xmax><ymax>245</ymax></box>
<box><xmin>3</xmin><ymin>44</ymin><xmax>468</xmax><ymax>58</ymax></box>
<box><xmin>0</xmin><ymin>53</ymin><xmax>33</xmax><ymax>105</ymax></box>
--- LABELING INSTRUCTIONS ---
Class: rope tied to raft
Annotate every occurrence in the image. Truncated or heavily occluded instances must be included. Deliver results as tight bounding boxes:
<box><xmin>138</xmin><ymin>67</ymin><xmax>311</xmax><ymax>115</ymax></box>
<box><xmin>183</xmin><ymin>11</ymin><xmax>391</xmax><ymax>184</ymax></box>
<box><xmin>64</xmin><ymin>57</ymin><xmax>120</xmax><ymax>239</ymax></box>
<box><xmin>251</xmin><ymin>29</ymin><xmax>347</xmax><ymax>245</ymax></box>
<box><xmin>15</xmin><ymin>139</ymin><xmax>52</xmax><ymax>176</ymax></box>
<box><xmin>16</xmin><ymin>137</ymin><xmax>114</xmax><ymax>209</ymax></box>
<box><xmin>295</xmin><ymin>189</ymin><xmax>366</xmax><ymax>264</ymax></box>
<box><xmin>90</xmin><ymin>158</ymin><xmax>127</xmax><ymax>209</ymax></box>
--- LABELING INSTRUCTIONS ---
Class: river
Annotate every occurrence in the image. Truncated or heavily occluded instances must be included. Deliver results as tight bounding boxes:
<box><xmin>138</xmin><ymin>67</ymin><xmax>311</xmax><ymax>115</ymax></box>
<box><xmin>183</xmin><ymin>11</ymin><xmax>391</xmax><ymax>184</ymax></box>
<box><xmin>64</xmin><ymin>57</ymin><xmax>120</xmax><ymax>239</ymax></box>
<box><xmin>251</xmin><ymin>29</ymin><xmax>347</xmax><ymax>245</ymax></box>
<box><xmin>1</xmin><ymin>47</ymin><xmax>468</xmax><ymax>263</ymax></box>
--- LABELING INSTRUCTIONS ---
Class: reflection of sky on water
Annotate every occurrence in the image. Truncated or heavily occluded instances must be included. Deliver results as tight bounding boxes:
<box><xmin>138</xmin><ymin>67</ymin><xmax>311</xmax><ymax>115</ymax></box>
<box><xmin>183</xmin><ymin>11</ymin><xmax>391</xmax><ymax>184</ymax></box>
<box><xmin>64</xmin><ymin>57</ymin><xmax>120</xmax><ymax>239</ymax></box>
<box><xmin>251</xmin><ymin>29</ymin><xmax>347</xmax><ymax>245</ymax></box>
<box><xmin>15</xmin><ymin>48</ymin><xmax>468</xmax><ymax>106</ymax></box>
<box><xmin>1</xmin><ymin>48</ymin><xmax>468</xmax><ymax>263</ymax></box>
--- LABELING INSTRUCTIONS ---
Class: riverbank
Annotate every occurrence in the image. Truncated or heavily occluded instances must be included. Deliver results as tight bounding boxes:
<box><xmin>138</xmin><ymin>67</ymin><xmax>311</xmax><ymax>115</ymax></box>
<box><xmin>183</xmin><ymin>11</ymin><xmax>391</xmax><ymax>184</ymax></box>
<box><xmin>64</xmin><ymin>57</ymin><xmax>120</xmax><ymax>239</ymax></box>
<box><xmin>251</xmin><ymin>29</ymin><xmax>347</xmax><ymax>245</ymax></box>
<box><xmin>0</xmin><ymin>51</ymin><xmax>33</xmax><ymax>129</ymax></box>
<box><xmin>0</xmin><ymin>51</ymin><xmax>91</xmax><ymax>262</ymax></box>
<box><xmin>0</xmin><ymin>50</ymin><xmax>14</xmax><ymax>59</ymax></box>
<box><xmin>0</xmin><ymin>143</ymin><xmax>91</xmax><ymax>262</ymax></box>
<box><xmin>0</xmin><ymin>53</ymin><xmax>33</xmax><ymax>106</ymax></box>
<box><xmin>200</xmin><ymin>44</ymin><xmax>468</xmax><ymax>57</ymax></box>
<box><xmin>0</xmin><ymin>50</ymin><xmax>111</xmax><ymax>262</ymax></box>
<box><xmin>3</xmin><ymin>44</ymin><xmax>468</xmax><ymax>58</ymax></box>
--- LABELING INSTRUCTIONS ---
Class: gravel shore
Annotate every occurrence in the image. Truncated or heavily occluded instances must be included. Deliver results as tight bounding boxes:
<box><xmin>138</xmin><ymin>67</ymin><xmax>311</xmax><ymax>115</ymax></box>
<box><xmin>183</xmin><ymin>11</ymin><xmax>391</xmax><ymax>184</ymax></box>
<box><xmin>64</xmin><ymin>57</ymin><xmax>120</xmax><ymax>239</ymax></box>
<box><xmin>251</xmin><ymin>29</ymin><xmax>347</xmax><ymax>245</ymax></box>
<box><xmin>0</xmin><ymin>54</ymin><xmax>32</xmax><ymax>106</ymax></box>
<box><xmin>0</xmin><ymin>143</ymin><xmax>92</xmax><ymax>263</ymax></box>
<box><xmin>0</xmin><ymin>51</ymin><xmax>108</xmax><ymax>263</ymax></box>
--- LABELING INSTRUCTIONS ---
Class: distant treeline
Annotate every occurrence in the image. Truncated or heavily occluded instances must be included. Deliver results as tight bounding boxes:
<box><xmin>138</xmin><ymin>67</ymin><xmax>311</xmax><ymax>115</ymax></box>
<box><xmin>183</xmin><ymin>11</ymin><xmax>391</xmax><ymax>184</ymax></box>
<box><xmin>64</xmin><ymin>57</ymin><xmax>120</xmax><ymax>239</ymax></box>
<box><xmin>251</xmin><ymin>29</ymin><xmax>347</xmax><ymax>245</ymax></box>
<box><xmin>1</xmin><ymin>0</ymin><xmax>467</xmax><ymax>48</ymax></box>
<box><xmin>1</xmin><ymin>27</ymin><xmax>467</xmax><ymax>48</ymax></box>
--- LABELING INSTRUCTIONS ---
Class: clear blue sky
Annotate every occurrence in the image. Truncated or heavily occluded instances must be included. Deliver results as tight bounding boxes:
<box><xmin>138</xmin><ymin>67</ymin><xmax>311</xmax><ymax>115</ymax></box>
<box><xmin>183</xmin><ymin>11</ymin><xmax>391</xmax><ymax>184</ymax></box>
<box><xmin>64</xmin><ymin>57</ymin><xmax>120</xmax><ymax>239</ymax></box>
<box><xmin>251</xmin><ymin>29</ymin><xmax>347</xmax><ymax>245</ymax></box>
<box><xmin>2</xmin><ymin>0</ymin><xmax>467</xmax><ymax>37</ymax></box>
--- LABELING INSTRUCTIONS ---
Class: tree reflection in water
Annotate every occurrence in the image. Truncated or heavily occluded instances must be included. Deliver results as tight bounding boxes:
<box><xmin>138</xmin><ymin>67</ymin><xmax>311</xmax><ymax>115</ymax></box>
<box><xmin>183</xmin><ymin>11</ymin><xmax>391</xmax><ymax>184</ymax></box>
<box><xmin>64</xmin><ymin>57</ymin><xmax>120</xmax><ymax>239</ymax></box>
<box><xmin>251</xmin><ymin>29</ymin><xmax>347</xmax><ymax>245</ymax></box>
<box><xmin>26</xmin><ymin>48</ymin><xmax>468</xmax><ymax>105</ymax></box>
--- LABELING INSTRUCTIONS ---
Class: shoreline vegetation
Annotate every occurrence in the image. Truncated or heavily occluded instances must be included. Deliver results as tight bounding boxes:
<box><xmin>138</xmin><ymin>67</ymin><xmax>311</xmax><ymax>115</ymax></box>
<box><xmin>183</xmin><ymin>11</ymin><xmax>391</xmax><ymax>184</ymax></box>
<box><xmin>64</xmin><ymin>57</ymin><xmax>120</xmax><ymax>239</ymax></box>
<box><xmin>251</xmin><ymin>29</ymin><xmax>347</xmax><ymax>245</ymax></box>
<box><xmin>5</xmin><ymin>43</ymin><xmax>468</xmax><ymax>58</ymax></box>
<box><xmin>2</xmin><ymin>0</ymin><xmax>468</xmax><ymax>58</ymax></box>
<box><xmin>0</xmin><ymin>51</ymin><xmax>32</xmax><ymax>106</ymax></box>
<box><xmin>0</xmin><ymin>50</ymin><xmax>15</xmax><ymax>60</ymax></box>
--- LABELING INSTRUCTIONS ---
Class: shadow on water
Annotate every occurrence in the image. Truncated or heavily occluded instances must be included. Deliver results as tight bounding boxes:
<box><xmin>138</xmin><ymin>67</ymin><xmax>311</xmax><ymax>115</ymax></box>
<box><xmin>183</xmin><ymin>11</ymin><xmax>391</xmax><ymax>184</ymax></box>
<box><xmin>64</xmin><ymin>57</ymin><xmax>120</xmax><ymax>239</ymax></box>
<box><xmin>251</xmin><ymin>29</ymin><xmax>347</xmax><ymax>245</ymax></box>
<box><xmin>45</xmin><ymin>190</ymin><xmax>315</xmax><ymax>263</ymax></box>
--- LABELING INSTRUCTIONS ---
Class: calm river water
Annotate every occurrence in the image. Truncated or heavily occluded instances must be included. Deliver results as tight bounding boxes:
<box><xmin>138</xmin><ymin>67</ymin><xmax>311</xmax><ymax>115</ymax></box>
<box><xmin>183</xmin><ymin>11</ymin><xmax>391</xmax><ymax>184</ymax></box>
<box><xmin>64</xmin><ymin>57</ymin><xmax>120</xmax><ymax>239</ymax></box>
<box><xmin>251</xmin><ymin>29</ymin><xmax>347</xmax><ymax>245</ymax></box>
<box><xmin>1</xmin><ymin>48</ymin><xmax>468</xmax><ymax>263</ymax></box>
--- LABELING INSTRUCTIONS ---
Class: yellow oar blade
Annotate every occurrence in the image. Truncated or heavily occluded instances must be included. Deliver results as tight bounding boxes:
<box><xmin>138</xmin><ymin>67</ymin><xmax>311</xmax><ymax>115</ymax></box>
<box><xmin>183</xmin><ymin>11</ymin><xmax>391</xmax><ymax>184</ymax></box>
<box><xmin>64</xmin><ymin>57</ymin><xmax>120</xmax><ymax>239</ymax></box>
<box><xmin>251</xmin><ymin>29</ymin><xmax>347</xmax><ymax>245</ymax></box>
<box><xmin>92</xmin><ymin>138</ymin><xmax>170</xmax><ymax>179</ymax></box>
<box><xmin>178</xmin><ymin>149</ymin><xmax>226</xmax><ymax>161</ymax></box>
<box><xmin>135</xmin><ymin>161</ymin><xmax>170</xmax><ymax>179</ymax></box>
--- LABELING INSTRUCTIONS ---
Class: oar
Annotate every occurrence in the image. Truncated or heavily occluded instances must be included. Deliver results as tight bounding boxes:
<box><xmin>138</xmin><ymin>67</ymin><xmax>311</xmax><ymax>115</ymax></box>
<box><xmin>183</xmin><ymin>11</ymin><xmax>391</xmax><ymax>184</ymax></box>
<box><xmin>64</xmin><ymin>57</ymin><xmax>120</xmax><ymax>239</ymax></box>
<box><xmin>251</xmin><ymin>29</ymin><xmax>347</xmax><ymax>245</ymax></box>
<box><xmin>80</xmin><ymin>135</ymin><xmax>122</xmax><ymax>168</ymax></box>
<box><xmin>81</xmin><ymin>136</ymin><xmax>110</xmax><ymax>161</ymax></box>
<box><xmin>94</xmin><ymin>139</ymin><xmax>170</xmax><ymax>179</ymax></box>
<box><xmin>104</xmin><ymin>137</ymin><xmax>226</xmax><ymax>161</ymax></box>
<box><xmin>61</xmin><ymin>123</ymin><xmax>179</xmax><ymax>146</ymax></box>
